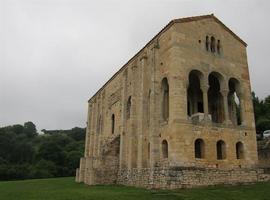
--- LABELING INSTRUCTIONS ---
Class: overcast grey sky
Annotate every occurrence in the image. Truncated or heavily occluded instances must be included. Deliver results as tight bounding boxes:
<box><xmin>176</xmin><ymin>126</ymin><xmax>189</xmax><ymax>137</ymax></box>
<box><xmin>0</xmin><ymin>0</ymin><xmax>270</xmax><ymax>131</ymax></box>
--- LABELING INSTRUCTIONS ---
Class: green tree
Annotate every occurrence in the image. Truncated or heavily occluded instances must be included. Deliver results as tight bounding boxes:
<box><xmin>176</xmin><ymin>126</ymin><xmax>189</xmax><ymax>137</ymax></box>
<box><xmin>30</xmin><ymin>159</ymin><xmax>57</xmax><ymax>178</ymax></box>
<box><xmin>0</xmin><ymin>122</ymin><xmax>85</xmax><ymax>180</ymax></box>
<box><xmin>12</xmin><ymin>124</ymin><xmax>24</xmax><ymax>135</ymax></box>
<box><xmin>66</xmin><ymin>150</ymin><xmax>83</xmax><ymax>175</ymax></box>
<box><xmin>10</xmin><ymin>142</ymin><xmax>35</xmax><ymax>164</ymax></box>
<box><xmin>23</xmin><ymin>121</ymin><xmax>37</xmax><ymax>137</ymax></box>
<box><xmin>69</xmin><ymin>127</ymin><xmax>86</xmax><ymax>141</ymax></box>
<box><xmin>252</xmin><ymin>92</ymin><xmax>270</xmax><ymax>134</ymax></box>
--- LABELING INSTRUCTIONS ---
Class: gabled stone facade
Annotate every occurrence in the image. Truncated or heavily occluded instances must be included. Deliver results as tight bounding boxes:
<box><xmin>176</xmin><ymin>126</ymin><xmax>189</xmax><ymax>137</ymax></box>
<box><xmin>76</xmin><ymin>14</ymin><xmax>270</xmax><ymax>188</ymax></box>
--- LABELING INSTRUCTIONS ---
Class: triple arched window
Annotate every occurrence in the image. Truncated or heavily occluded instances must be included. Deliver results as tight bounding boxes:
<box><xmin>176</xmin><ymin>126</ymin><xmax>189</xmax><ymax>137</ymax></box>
<box><xmin>205</xmin><ymin>36</ymin><xmax>221</xmax><ymax>54</ymax></box>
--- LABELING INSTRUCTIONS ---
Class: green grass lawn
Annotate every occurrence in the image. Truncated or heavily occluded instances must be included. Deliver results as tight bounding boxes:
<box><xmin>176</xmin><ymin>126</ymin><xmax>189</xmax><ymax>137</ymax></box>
<box><xmin>0</xmin><ymin>177</ymin><xmax>270</xmax><ymax>200</ymax></box>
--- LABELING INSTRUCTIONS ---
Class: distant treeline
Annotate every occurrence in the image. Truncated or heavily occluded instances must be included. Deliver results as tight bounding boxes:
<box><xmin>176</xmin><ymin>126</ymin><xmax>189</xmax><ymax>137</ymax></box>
<box><xmin>252</xmin><ymin>92</ymin><xmax>270</xmax><ymax>134</ymax></box>
<box><xmin>0</xmin><ymin>122</ymin><xmax>85</xmax><ymax>181</ymax></box>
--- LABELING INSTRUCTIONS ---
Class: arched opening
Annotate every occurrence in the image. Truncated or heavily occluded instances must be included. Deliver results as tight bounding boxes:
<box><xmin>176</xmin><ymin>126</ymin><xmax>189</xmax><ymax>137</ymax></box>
<box><xmin>162</xmin><ymin>140</ymin><xmax>168</xmax><ymax>159</ymax></box>
<box><xmin>187</xmin><ymin>70</ymin><xmax>204</xmax><ymax>118</ymax></box>
<box><xmin>216</xmin><ymin>140</ymin><xmax>226</xmax><ymax>160</ymax></box>
<box><xmin>208</xmin><ymin>72</ymin><xmax>224</xmax><ymax>123</ymax></box>
<box><xmin>195</xmin><ymin>139</ymin><xmax>205</xmax><ymax>159</ymax></box>
<box><xmin>236</xmin><ymin>142</ymin><xmax>244</xmax><ymax>159</ymax></box>
<box><xmin>217</xmin><ymin>40</ymin><xmax>221</xmax><ymax>54</ymax></box>
<box><xmin>111</xmin><ymin>114</ymin><xmax>115</xmax><ymax>134</ymax></box>
<box><xmin>228</xmin><ymin>78</ymin><xmax>242</xmax><ymax>126</ymax></box>
<box><xmin>161</xmin><ymin>78</ymin><xmax>169</xmax><ymax>121</ymax></box>
<box><xmin>210</xmin><ymin>36</ymin><xmax>216</xmax><ymax>53</ymax></box>
<box><xmin>205</xmin><ymin>36</ymin><xmax>209</xmax><ymax>51</ymax></box>
<box><xmin>127</xmin><ymin>96</ymin><xmax>131</xmax><ymax>119</ymax></box>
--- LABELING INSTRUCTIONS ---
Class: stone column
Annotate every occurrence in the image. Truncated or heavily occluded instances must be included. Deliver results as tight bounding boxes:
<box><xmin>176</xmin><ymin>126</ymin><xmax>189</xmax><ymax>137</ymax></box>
<box><xmin>201</xmin><ymin>84</ymin><xmax>209</xmax><ymax>122</ymax></box>
<box><xmin>221</xmin><ymin>89</ymin><xmax>231</xmax><ymax>125</ymax></box>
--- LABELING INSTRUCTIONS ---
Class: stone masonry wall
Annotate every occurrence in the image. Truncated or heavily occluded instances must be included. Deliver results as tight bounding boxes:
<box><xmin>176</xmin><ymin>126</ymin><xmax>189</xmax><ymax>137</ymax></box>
<box><xmin>258</xmin><ymin>147</ymin><xmax>270</xmax><ymax>168</ymax></box>
<box><xmin>76</xmin><ymin>15</ymin><xmax>265</xmax><ymax>189</ymax></box>
<box><xmin>117</xmin><ymin>167</ymin><xmax>270</xmax><ymax>189</ymax></box>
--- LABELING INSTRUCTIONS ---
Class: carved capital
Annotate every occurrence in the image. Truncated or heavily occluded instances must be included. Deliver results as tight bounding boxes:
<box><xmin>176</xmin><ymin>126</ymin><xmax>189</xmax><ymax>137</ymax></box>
<box><xmin>200</xmin><ymin>84</ymin><xmax>209</xmax><ymax>92</ymax></box>
<box><xmin>220</xmin><ymin>89</ymin><xmax>229</xmax><ymax>97</ymax></box>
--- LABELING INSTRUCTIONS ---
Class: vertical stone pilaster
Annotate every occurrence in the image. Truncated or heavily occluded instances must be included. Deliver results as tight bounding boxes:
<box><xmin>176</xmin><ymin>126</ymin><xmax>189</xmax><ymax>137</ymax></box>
<box><xmin>137</xmin><ymin>54</ymin><xmax>147</xmax><ymax>169</ymax></box>
<box><xmin>78</xmin><ymin>157</ymin><xmax>85</xmax><ymax>182</ymax></box>
<box><xmin>84</xmin><ymin>101</ymin><xmax>96</xmax><ymax>184</ymax></box>
<box><xmin>92</xmin><ymin>101</ymin><xmax>98</xmax><ymax>160</ymax></box>
<box><xmin>119</xmin><ymin>133</ymin><xmax>125</xmax><ymax>169</ymax></box>
<box><xmin>89</xmin><ymin>102</ymin><xmax>95</xmax><ymax>157</ymax></box>
<box><xmin>119</xmin><ymin>70</ymin><xmax>128</xmax><ymax>169</ymax></box>
<box><xmin>79</xmin><ymin>102</ymin><xmax>93</xmax><ymax>183</ymax></box>
<box><xmin>84</xmin><ymin>104</ymin><xmax>91</xmax><ymax>157</ymax></box>
<box><xmin>149</xmin><ymin>41</ymin><xmax>160</xmax><ymax>169</ymax></box>
<box><xmin>128</xmin><ymin>65</ymin><xmax>138</xmax><ymax>169</ymax></box>
<box><xmin>93</xmin><ymin>107</ymin><xmax>97</xmax><ymax>160</ymax></box>
<box><xmin>96</xmin><ymin>96</ymin><xmax>103</xmax><ymax>158</ymax></box>
<box><xmin>169</xmin><ymin>44</ymin><xmax>187</xmax><ymax>122</ymax></box>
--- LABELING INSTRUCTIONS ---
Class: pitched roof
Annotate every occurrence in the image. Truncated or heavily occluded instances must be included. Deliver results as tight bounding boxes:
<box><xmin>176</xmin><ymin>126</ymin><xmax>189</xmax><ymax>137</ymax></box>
<box><xmin>88</xmin><ymin>14</ymin><xmax>247</xmax><ymax>102</ymax></box>
<box><xmin>173</xmin><ymin>14</ymin><xmax>246</xmax><ymax>46</ymax></box>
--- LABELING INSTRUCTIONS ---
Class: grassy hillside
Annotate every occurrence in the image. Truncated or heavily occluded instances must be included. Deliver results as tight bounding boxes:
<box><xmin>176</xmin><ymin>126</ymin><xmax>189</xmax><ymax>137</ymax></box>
<box><xmin>0</xmin><ymin>177</ymin><xmax>270</xmax><ymax>200</ymax></box>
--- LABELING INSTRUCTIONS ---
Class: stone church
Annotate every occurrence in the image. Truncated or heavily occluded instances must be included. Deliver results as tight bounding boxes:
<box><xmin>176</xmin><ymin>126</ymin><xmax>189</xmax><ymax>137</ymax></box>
<box><xmin>76</xmin><ymin>14</ymin><xmax>270</xmax><ymax>188</ymax></box>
